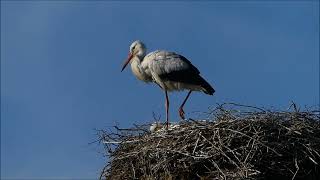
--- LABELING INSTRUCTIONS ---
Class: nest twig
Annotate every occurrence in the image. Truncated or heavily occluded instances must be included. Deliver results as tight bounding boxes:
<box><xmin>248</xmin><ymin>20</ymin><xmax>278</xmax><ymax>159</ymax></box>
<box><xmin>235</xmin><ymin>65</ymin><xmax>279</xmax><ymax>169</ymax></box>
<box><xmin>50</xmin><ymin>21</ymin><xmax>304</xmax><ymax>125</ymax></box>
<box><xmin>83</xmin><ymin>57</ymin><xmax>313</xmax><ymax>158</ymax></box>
<box><xmin>97</xmin><ymin>103</ymin><xmax>320</xmax><ymax>180</ymax></box>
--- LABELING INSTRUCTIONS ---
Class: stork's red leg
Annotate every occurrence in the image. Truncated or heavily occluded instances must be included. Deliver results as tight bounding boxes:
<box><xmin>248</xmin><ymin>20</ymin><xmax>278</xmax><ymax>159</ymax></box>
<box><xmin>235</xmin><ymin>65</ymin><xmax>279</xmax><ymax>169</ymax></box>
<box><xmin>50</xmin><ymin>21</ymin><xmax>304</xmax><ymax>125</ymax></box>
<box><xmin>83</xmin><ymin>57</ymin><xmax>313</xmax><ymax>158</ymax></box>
<box><xmin>165</xmin><ymin>90</ymin><xmax>170</xmax><ymax>129</ymax></box>
<box><xmin>179</xmin><ymin>90</ymin><xmax>192</xmax><ymax>120</ymax></box>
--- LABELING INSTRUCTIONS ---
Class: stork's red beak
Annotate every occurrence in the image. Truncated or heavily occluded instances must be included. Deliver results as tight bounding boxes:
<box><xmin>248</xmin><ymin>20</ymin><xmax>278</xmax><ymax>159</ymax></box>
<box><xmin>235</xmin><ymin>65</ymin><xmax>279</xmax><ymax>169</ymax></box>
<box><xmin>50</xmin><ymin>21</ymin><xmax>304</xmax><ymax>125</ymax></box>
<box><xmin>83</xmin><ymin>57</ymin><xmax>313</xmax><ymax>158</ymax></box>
<box><xmin>121</xmin><ymin>53</ymin><xmax>133</xmax><ymax>72</ymax></box>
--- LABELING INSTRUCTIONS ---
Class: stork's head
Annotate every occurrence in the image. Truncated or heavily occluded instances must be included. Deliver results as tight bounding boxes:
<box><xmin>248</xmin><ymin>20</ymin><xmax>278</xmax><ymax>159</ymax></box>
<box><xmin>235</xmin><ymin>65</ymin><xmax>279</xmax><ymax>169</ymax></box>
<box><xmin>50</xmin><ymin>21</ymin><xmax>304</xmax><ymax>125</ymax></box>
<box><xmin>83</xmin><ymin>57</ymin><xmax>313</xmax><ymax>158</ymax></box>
<box><xmin>121</xmin><ymin>40</ymin><xmax>146</xmax><ymax>72</ymax></box>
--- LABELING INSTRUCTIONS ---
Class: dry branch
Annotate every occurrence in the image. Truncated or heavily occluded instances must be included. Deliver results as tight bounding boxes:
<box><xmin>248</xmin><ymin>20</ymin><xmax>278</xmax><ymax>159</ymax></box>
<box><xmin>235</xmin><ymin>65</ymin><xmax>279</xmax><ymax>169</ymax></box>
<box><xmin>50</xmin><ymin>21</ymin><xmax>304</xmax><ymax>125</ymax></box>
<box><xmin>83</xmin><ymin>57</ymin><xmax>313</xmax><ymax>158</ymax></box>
<box><xmin>98</xmin><ymin>104</ymin><xmax>320</xmax><ymax>180</ymax></box>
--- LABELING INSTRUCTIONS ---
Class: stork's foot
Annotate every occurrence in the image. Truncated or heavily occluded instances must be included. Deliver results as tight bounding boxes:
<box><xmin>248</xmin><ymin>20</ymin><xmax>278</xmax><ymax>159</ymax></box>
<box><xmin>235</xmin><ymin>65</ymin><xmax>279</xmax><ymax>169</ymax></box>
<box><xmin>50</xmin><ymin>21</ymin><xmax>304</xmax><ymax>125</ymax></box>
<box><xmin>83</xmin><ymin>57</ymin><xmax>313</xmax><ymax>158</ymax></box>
<box><xmin>178</xmin><ymin>107</ymin><xmax>185</xmax><ymax>120</ymax></box>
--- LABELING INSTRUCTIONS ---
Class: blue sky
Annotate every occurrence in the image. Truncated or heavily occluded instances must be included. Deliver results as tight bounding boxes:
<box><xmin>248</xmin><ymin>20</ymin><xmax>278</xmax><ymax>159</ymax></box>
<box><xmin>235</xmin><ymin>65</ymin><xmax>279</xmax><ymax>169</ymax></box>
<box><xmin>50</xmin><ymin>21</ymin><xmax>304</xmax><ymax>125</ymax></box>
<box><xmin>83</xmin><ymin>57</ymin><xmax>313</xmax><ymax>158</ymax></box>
<box><xmin>1</xmin><ymin>1</ymin><xmax>319</xmax><ymax>179</ymax></box>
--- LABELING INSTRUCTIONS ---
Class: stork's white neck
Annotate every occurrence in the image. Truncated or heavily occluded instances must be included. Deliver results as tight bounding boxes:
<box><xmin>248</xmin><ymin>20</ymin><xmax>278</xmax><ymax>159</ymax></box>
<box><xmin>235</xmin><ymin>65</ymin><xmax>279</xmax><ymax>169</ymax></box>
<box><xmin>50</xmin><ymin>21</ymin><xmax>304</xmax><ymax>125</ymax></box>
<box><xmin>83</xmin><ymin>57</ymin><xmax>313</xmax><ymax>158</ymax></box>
<box><xmin>130</xmin><ymin>56</ymin><xmax>150</xmax><ymax>82</ymax></box>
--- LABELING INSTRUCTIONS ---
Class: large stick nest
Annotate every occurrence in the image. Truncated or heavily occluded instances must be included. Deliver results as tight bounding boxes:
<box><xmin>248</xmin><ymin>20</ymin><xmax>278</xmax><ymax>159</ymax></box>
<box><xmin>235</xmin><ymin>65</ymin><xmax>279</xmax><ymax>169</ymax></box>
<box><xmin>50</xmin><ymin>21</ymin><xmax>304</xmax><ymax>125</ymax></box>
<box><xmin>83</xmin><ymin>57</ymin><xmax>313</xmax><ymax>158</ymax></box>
<box><xmin>98</xmin><ymin>104</ymin><xmax>320</xmax><ymax>180</ymax></box>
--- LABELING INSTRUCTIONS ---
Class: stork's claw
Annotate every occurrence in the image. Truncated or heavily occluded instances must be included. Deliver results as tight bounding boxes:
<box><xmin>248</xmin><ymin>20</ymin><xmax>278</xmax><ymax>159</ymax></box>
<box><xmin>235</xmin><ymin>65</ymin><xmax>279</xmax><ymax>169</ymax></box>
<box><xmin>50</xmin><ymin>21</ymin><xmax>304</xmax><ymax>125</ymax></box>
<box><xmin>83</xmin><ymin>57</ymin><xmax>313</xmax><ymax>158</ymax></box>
<box><xmin>179</xmin><ymin>107</ymin><xmax>185</xmax><ymax>120</ymax></box>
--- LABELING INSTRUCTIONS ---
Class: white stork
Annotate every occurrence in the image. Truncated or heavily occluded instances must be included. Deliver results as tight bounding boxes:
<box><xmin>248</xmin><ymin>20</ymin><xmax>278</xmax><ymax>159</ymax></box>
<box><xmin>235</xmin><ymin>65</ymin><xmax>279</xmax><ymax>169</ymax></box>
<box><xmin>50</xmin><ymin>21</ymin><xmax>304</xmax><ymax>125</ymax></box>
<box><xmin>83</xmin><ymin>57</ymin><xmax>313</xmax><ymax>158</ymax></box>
<box><xmin>121</xmin><ymin>40</ymin><xmax>215</xmax><ymax>127</ymax></box>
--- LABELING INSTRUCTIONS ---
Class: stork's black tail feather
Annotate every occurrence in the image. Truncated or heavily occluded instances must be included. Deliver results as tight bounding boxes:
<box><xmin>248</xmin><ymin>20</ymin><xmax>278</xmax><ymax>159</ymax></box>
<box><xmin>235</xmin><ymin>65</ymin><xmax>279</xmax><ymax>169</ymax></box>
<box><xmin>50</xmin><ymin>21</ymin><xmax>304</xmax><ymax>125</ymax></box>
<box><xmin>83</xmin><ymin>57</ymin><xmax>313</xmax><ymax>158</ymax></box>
<box><xmin>198</xmin><ymin>76</ymin><xmax>215</xmax><ymax>95</ymax></box>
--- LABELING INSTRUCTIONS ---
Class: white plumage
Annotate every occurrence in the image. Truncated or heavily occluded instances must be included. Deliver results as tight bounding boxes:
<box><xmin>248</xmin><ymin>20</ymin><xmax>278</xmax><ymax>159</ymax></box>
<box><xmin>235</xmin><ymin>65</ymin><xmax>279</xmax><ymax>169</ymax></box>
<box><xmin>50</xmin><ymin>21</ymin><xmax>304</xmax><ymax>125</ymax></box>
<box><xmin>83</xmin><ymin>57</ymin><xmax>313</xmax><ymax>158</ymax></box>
<box><xmin>121</xmin><ymin>40</ymin><xmax>215</xmax><ymax>128</ymax></box>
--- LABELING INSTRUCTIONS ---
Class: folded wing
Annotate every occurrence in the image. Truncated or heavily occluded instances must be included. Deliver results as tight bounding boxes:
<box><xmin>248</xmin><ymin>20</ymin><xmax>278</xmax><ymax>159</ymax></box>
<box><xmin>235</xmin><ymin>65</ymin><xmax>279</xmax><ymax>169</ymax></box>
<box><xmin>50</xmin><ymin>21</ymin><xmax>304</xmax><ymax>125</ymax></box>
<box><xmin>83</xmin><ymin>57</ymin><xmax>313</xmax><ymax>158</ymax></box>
<box><xmin>144</xmin><ymin>50</ymin><xmax>215</xmax><ymax>95</ymax></box>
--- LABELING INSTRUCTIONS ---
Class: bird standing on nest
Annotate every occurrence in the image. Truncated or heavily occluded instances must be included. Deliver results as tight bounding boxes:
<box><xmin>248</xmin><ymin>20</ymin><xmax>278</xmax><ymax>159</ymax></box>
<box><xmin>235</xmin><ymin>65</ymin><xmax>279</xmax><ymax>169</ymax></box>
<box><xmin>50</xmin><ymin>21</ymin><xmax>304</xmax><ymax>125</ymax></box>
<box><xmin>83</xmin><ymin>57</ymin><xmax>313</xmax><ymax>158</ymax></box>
<box><xmin>121</xmin><ymin>40</ymin><xmax>215</xmax><ymax>128</ymax></box>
